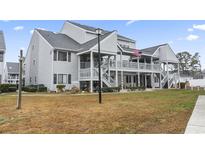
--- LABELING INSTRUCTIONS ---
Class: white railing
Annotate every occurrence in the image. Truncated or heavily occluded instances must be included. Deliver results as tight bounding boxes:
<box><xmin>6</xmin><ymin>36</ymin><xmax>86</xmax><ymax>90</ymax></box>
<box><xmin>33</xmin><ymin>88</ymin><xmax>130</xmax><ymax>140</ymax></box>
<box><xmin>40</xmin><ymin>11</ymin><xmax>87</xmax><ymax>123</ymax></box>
<box><xmin>110</xmin><ymin>61</ymin><xmax>160</xmax><ymax>71</ymax></box>
<box><xmin>80</xmin><ymin>68</ymin><xmax>91</xmax><ymax>79</ymax></box>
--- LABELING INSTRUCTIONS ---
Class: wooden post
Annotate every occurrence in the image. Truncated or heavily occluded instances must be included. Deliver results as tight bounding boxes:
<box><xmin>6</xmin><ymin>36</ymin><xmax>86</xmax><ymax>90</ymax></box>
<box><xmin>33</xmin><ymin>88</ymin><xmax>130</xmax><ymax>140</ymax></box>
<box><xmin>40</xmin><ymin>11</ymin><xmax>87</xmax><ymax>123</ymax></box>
<box><xmin>16</xmin><ymin>50</ymin><xmax>23</xmax><ymax>109</ymax></box>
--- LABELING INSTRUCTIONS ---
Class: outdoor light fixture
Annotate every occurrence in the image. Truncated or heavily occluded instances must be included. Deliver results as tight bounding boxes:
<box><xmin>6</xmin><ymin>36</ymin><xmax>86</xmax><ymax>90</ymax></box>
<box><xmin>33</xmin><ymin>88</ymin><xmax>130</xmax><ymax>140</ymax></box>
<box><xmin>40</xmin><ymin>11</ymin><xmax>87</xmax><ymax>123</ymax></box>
<box><xmin>96</xmin><ymin>28</ymin><xmax>102</xmax><ymax>104</ymax></box>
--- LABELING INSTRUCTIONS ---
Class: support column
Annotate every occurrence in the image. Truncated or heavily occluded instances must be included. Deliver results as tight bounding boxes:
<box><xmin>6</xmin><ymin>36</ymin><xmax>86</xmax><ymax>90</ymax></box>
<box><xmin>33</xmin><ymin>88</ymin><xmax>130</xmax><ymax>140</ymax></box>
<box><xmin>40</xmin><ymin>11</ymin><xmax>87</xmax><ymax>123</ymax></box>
<box><xmin>90</xmin><ymin>51</ymin><xmax>93</xmax><ymax>92</ymax></box>
<box><xmin>131</xmin><ymin>75</ymin><xmax>134</xmax><ymax>87</ymax></box>
<box><xmin>120</xmin><ymin>51</ymin><xmax>123</xmax><ymax>90</ymax></box>
<box><xmin>159</xmin><ymin>73</ymin><xmax>162</xmax><ymax>89</ymax></box>
<box><xmin>167</xmin><ymin>61</ymin><xmax>169</xmax><ymax>89</ymax></box>
<box><xmin>115</xmin><ymin>55</ymin><xmax>118</xmax><ymax>87</ymax></box>
<box><xmin>151</xmin><ymin>57</ymin><xmax>154</xmax><ymax>89</ymax></box>
<box><xmin>137</xmin><ymin>57</ymin><xmax>140</xmax><ymax>87</ymax></box>
<box><xmin>178</xmin><ymin>62</ymin><xmax>181</xmax><ymax>89</ymax></box>
<box><xmin>108</xmin><ymin>56</ymin><xmax>111</xmax><ymax>83</ymax></box>
<box><xmin>78</xmin><ymin>55</ymin><xmax>81</xmax><ymax>88</ymax></box>
<box><xmin>145</xmin><ymin>74</ymin><xmax>147</xmax><ymax>88</ymax></box>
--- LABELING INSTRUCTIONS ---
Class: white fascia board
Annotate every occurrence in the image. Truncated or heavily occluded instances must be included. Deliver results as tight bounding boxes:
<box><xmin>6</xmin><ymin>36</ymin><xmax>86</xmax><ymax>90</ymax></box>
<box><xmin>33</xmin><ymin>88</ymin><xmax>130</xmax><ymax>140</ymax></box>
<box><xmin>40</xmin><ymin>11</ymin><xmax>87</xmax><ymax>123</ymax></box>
<box><xmin>76</xmin><ymin>50</ymin><xmax>90</xmax><ymax>55</ymax></box>
<box><xmin>92</xmin><ymin>49</ymin><xmax>117</xmax><ymax>55</ymax></box>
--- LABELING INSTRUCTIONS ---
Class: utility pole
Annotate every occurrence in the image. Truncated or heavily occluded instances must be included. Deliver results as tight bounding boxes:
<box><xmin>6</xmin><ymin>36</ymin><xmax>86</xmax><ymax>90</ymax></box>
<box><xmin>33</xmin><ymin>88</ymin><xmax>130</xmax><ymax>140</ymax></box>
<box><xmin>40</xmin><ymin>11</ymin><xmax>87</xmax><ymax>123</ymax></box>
<box><xmin>96</xmin><ymin>28</ymin><xmax>102</xmax><ymax>104</ymax></box>
<box><xmin>16</xmin><ymin>49</ymin><xmax>23</xmax><ymax>109</ymax></box>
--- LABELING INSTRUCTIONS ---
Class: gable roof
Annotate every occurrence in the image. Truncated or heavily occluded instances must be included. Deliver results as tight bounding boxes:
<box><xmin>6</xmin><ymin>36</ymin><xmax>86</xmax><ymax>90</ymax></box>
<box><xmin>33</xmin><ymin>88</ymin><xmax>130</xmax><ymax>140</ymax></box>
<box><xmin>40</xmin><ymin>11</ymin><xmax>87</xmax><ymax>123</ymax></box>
<box><xmin>36</xmin><ymin>29</ymin><xmax>81</xmax><ymax>51</ymax></box>
<box><xmin>0</xmin><ymin>31</ymin><xmax>6</xmax><ymax>51</ymax></box>
<box><xmin>36</xmin><ymin>29</ymin><xmax>113</xmax><ymax>53</ymax></box>
<box><xmin>140</xmin><ymin>43</ymin><xmax>168</xmax><ymax>55</ymax></box>
<box><xmin>78</xmin><ymin>31</ymin><xmax>113</xmax><ymax>52</ymax></box>
<box><xmin>6</xmin><ymin>62</ymin><xmax>19</xmax><ymax>74</ymax></box>
<box><xmin>66</xmin><ymin>21</ymin><xmax>135</xmax><ymax>43</ymax></box>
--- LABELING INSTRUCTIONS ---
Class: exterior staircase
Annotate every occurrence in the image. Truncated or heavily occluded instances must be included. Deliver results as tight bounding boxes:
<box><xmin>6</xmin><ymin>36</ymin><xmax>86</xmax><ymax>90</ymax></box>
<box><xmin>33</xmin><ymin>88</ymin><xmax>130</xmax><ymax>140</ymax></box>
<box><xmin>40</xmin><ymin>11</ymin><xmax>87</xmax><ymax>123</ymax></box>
<box><xmin>94</xmin><ymin>59</ymin><xmax>116</xmax><ymax>87</ymax></box>
<box><xmin>160</xmin><ymin>68</ymin><xmax>177</xmax><ymax>88</ymax></box>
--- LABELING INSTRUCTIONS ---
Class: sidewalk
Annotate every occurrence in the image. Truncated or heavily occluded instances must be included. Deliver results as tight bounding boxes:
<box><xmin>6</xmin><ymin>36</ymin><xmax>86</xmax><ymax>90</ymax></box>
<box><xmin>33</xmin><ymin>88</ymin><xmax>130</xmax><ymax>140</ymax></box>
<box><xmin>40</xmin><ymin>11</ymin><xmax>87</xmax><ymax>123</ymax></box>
<box><xmin>185</xmin><ymin>96</ymin><xmax>205</xmax><ymax>134</ymax></box>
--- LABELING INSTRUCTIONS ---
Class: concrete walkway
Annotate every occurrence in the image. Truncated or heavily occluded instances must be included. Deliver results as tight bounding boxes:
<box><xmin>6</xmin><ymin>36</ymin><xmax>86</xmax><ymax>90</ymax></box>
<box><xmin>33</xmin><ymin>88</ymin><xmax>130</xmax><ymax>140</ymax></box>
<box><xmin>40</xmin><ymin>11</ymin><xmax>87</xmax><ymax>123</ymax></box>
<box><xmin>185</xmin><ymin>96</ymin><xmax>205</xmax><ymax>134</ymax></box>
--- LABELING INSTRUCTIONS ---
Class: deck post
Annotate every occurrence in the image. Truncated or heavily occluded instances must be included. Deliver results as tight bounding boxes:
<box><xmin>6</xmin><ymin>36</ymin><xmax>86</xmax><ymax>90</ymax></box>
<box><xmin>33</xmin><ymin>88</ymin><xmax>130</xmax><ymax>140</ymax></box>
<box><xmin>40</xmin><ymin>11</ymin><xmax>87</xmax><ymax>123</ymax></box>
<box><xmin>151</xmin><ymin>57</ymin><xmax>154</xmax><ymax>89</ymax></box>
<box><xmin>90</xmin><ymin>51</ymin><xmax>93</xmax><ymax>92</ymax></box>
<box><xmin>108</xmin><ymin>56</ymin><xmax>111</xmax><ymax>83</ymax></box>
<box><xmin>120</xmin><ymin>51</ymin><xmax>123</xmax><ymax>90</ymax></box>
<box><xmin>115</xmin><ymin>55</ymin><xmax>118</xmax><ymax>87</ymax></box>
<box><xmin>167</xmin><ymin>61</ymin><xmax>169</xmax><ymax>89</ymax></box>
<box><xmin>159</xmin><ymin>73</ymin><xmax>162</xmax><ymax>89</ymax></box>
<box><xmin>178</xmin><ymin>62</ymin><xmax>181</xmax><ymax>89</ymax></box>
<box><xmin>78</xmin><ymin>55</ymin><xmax>81</xmax><ymax>88</ymax></box>
<box><xmin>137</xmin><ymin>57</ymin><xmax>140</xmax><ymax>87</ymax></box>
<box><xmin>145</xmin><ymin>74</ymin><xmax>147</xmax><ymax>88</ymax></box>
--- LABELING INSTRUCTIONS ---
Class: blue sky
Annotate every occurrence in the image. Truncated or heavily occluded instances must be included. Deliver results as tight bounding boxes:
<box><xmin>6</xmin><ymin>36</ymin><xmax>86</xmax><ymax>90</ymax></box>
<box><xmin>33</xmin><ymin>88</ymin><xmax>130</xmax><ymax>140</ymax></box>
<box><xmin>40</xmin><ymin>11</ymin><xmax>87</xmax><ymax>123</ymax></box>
<box><xmin>1</xmin><ymin>20</ymin><xmax>205</xmax><ymax>68</ymax></box>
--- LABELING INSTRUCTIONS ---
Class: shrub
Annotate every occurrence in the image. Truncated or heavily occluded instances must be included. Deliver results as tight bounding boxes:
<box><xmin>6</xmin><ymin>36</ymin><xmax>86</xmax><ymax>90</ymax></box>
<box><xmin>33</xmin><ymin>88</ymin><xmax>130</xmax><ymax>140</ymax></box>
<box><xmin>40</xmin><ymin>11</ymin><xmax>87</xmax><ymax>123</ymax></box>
<box><xmin>22</xmin><ymin>85</ymin><xmax>37</xmax><ymax>92</ymax></box>
<box><xmin>127</xmin><ymin>86</ymin><xmax>145</xmax><ymax>91</ymax></box>
<box><xmin>101</xmin><ymin>87</ymin><xmax>120</xmax><ymax>93</ymax></box>
<box><xmin>37</xmin><ymin>84</ymin><xmax>47</xmax><ymax>92</ymax></box>
<box><xmin>179</xmin><ymin>82</ymin><xmax>186</xmax><ymax>89</ymax></box>
<box><xmin>56</xmin><ymin>85</ymin><xmax>65</xmax><ymax>92</ymax></box>
<box><xmin>70</xmin><ymin>86</ymin><xmax>81</xmax><ymax>94</ymax></box>
<box><xmin>0</xmin><ymin>84</ymin><xmax>17</xmax><ymax>93</ymax></box>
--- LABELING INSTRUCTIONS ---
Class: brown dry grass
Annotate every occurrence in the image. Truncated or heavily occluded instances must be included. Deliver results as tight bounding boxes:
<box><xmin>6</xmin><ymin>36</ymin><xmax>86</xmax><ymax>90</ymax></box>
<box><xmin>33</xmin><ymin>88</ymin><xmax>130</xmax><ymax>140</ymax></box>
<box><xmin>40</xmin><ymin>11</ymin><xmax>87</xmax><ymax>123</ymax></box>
<box><xmin>0</xmin><ymin>89</ymin><xmax>204</xmax><ymax>134</ymax></box>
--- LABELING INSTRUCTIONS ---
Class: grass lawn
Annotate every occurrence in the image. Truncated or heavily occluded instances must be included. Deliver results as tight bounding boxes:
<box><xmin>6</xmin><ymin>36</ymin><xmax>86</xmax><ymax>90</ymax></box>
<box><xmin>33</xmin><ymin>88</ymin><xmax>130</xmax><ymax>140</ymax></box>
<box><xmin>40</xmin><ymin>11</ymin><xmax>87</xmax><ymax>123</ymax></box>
<box><xmin>0</xmin><ymin>89</ymin><xmax>204</xmax><ymax>134</ymax></box>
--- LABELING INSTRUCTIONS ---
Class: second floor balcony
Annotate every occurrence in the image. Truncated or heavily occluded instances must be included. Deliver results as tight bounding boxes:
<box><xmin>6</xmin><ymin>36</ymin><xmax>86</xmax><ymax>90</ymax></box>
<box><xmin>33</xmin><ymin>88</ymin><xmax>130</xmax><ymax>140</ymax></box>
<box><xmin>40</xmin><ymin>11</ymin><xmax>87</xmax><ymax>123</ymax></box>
<box><xmin>80</xmin><ymin>60</ymin><xmax>161</xmax><ymax>72</ymax></box>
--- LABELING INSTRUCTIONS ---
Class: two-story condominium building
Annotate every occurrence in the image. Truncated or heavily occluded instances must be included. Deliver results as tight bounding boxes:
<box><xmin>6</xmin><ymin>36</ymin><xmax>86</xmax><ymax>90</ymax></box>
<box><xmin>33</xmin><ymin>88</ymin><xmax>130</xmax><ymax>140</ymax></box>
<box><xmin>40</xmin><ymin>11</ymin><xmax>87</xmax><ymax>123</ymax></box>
<box><xmin>0</xmin><ymin>31</ymin><xmax>6</xmax><ymax>84</ymax></box>
<box><xmin>4</xmin><ymin>62</ymin><xmax>19</xmax><ymax>84</ymax></box>
<box><xmin>25</xmin><ymin>21</ymin><xmax>180</xmax><ymax>92</ymax></box>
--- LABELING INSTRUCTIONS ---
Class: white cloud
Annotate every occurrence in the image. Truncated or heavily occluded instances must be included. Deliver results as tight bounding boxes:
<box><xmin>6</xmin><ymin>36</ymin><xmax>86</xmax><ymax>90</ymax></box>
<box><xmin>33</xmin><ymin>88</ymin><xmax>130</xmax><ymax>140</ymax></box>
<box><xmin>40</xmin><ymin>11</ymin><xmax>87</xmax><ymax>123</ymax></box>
<box><xmin>186</xmin><ymin>34</ymin><xmax>199</xmax><ymax>41</ymax></box>
<box><xmin>30</xmin><ymin>28</ymin><xmax>46</xmax><ymax>34</ymax></box>
<box><xmin>126</xmin><ymin>20</ymin><xmax>138</xmax><ymax>26</ymax></box>
<box><xmin>193</xmin><ymin>24</ymin><xmax>205</xmax><ymax>31</ymax></box>
<box><xmin>187</xmin><ymin>28</ymin><xmax>193</xmax><ymax>32</ymax></box>
<box><xmin>13</xmin><ymin>26</ymin><xmax>24</xmax><ymax>31</ymax></box>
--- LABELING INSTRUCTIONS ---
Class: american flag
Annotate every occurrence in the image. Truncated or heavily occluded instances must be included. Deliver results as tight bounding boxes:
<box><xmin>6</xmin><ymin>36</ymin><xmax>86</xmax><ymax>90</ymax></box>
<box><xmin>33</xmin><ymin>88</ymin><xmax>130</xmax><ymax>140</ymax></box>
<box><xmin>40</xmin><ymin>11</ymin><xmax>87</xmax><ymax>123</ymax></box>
<box><xmin>132</xmin><ymin>49</ymin><xmax>142</xmax><ymax>57</ymax></box>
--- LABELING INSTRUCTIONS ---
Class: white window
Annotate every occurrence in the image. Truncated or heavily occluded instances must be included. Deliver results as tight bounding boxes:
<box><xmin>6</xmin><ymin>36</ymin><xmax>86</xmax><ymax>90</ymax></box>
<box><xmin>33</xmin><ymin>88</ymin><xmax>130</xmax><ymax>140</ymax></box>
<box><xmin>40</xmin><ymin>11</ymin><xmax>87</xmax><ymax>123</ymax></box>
<box><xmin>58</xmin><ymin>74</ymin><xmax>67</xmax><ymax>84</ymax></box>
<box><xmin>58</xmin><ymin>51</ymin><xmax>67</xmax><ymax>61</ymax></box>
<box><xmin>53</xmin><ymin>50</ymin><xmax>71</xmax><ymax>62</ymax></box>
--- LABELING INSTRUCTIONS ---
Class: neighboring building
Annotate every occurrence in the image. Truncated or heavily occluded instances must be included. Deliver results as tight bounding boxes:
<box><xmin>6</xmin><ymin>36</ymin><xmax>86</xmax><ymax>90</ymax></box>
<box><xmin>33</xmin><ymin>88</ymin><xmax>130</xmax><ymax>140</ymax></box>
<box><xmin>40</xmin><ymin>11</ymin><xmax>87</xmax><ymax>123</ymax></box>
<box><xmin>25</xmin><ymin>21</ymin><xmax>180</xmax><ymax>92</ymax></box>
<box><xmin>4</xmin><ymin>62</ymin><xmax>19</xmax><ymax>84</ymax></box>
<box><xmin>0</xmin><ymin>31</ymin><xmax>6</xmax><ymax>84</ymax></box>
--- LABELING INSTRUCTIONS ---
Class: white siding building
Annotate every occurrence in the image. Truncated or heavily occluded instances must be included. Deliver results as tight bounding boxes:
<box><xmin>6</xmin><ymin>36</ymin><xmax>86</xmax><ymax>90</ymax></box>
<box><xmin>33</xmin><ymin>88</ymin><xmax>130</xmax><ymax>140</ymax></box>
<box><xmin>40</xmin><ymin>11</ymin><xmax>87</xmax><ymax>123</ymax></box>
<box><xmin>4</xmin><ymin>62</ymin><xmax>19</xmax><ymax>84</ymax></box>
<box><xmin>25</xmin><ymin>21</ymin><xmax>180</xmax><ymax>92</ymax></box>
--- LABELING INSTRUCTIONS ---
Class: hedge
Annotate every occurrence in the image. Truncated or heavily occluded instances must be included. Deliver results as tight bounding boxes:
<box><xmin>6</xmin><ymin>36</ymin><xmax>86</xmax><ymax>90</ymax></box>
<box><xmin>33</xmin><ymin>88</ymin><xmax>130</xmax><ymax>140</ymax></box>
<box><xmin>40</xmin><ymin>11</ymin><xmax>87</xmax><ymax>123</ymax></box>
<box><xmin>22</xmin><ymin>84</ymin><xmax>47</xmax><ymax>92</ymax></box>
<box><xmin>0</xmin><ymin>84</ymin><xmax>17</xmax><ymax>93</ymax></box>
<box><xmin>101</xmin><ymin>87</ymin><xmax>120</xmax><ymax>93</ymax></box>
